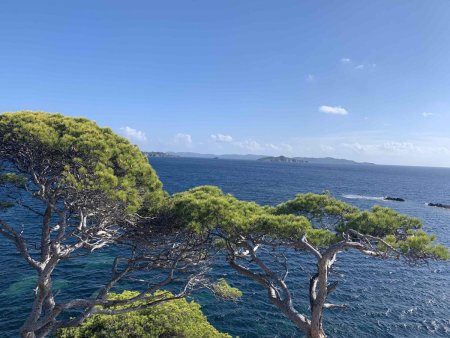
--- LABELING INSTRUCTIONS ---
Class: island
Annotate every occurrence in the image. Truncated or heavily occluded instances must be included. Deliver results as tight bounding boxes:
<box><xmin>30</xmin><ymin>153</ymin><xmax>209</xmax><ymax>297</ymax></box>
<box><xmin>258</xmin><ymin>156</ymin><xmax>308</xmax><ymax>163</ymax></box>
<box><xmin>144</xmin><ymin>151</ymin><xmax>178</xmax><ymax>158</ymax></box>
<box><xmin>142</xmin><ymin>151</ymin><xmax>376</xmax><ymax>165</ymax></box>
<box><xmin>293</xmin><ymin>157</ymin><xmax>374</xmax><ymax>165</ymax></box>
<box><xmin>258</xmin><ymin>156</ymin><xmax>374</xmax><ymax>165</ymax></box>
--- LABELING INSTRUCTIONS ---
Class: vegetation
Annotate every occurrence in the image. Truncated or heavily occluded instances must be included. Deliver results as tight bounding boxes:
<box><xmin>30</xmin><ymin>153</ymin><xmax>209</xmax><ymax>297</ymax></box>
<box><xmin>0</xmin><ymin>112</ymin><xmax>199</xmax><ymax>338</ymax></box>
<box><xmin>170</xmin><ymin>186</ymin><xmax>449</xmax><ymax>338</ymax></box>
<box><xmin>1</xmin><ymin>112</ymin><xmax>448</xmax><ymax>338</ymax></box>
<box><xmin>58</xmin><ymin>290</ymin><xmax>230</xmax><ymax>338</ymax></box>
<box><xmin>212</xmin><ymin>278</ymin><xmax>243</xmax><ymax>300</ymax></box>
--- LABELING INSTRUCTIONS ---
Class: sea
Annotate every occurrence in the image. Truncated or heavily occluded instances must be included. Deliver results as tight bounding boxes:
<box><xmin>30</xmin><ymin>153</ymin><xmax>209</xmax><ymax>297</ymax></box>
<box><xmin>1</xmin><ymin>158</ymin><xmax>449</xmax><ymax>337</ymax></box>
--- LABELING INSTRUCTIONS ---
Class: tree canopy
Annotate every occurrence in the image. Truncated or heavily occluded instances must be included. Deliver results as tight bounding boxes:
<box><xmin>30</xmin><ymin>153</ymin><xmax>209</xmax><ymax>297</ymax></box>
<box><xmin>0</xmin><ymin>111</ymin><xmax>164</xmax><ymax>215</ymax></box>
<box><xmin>1</xmin><ymin>112</ymin><xmax>448</xmax><ymax>338</ymax></box>
<box><xmin>171</xmin><ymin>186</ymin><xmax>448</xmax><ymax>260</ymax></box>
<box><xmin>58</xmin><ymin>290</ymin><xmax>230</xmax><ymax>338</ymax></box>
<box><xmin>0</xmin><ymin>112</ymin><xmax>177</xmax><ymax>338</ymax></box>
<box><xmin>169</xmin><ymin>186</ymin><xmax>449</xmax><ymax>337</ymax></box>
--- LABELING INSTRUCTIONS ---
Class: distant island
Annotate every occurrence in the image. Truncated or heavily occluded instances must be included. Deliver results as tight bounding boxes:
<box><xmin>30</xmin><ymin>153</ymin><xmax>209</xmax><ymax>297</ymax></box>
<box><xmin>165</xmin><ymin>152</ymin><xmax>263</xmax><ymax>160</ymax></box>
<box><xmin>144</xmin><ymin>151</ymin><xmax>374</xmax><ymax>165</ymax></box>
<box><xmin>144</xmin><ymin>151</ymin><xmax>179</xmax><ymax>158</ymax></box>
<box><xmin>259</xmin><ymin>156</ymin><xmax>307</xmax><ymax>163</ymax></box>
<box><xmin>291</xmin><ymin>157</ymin><xmax>374</xmax><ymax>165</ymax></box>
<box><xmin>258</xmin><ymin>156</ymin><xmax>373</xmax><ymax>165</ymax></box>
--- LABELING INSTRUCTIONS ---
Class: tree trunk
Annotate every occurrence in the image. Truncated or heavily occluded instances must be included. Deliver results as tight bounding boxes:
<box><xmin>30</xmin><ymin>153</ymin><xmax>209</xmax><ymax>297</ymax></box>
<box><xmin>308</xmin><ymin>328</ymin><xmax>326</xmax><ymax>338</ymax></box>
<box><xmin>309</xmin><ymin>257</ymin><xmax>329</xmax><ymax>338</ymax></box>
<box><xmin>20</xmin><ymin>331</ymin><xmax>36</xmax><ymax>338</ymax></box>
<box><xmin>19</xmin><ymin>256</ymin><xmax>58</xmax><ymax>338</ymax></box>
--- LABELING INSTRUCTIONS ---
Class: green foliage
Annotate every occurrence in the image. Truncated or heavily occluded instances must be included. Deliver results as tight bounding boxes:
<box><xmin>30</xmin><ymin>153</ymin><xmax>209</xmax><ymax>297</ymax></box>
<box><xmin>0</xmin><ymin>172</ymin><xmax>26</xmax><ymax>212</ymax></box>
<box><xmin>0</xmin><ymin>201</ymin><xmax>14</xmax><ymax>211</ymax></box>
<box><xmin>334</xmin><ymin>206</ymin><xmax>448</xmax><ymax>259</ymax></box>
<box><xmin>171</xmin><ymin>186</ymin><xmax>329</xmax><ymax>243</ymax></box>
<box><xmin>0</xmin><ymin>173</ymin><xmax>26</xmax><ymax>187</ymax></box>
<box><xmin>0</xmin><ymin>111</ymin><xmax>164</xmax><ymax>214</ymax></box>
<box><xmin>170</xmin><ymin>186</ymin><xmax>448</xmax><ymax>260</ymax></box>
<box><xmin>381</xmin><ymin>231</ymin><xmax>450</xmax><ymax>260</ymax></box>
<box><xmin>274</xmin><ymin>192</ymin><xmax>358</xmax><ymax>221</ymax></box>
<box><xmin>171</xmin><ymin>186</ymin><xmax>264</xmax><ymax>233</ymax></box>
<box><xmin>58</xmin><ymin>290</ymin><xmax>231</xmax><ymax>338</ymax></box>
<box><xmin>338</xmin><ymin>205</ymin><xmax>422</xmax><ymax>237</ymax></box>
<box><xmin>213</xmin><ymin>278</ymin><xmax>243</xmax><ymax>300</ymax></box>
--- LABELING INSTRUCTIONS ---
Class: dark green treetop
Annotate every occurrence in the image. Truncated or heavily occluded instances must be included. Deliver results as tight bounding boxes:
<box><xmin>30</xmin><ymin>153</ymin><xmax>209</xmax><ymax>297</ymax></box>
<box><xmin>0</xmin><ymin>111</ymin><xmax>164</xmax><ymax>215</ymax></box>
<box><xmin>171</xmin><ymin>186</ymin><xmax>448</xmax><ymax>259</ymax></box>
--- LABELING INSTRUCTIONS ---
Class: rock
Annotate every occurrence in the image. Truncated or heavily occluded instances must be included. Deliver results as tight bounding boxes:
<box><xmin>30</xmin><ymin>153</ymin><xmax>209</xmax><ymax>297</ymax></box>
<box><xmin>384</xmin><ymin>197</ymin><xmax>405</xmax><ymax>202</ymax></box>
<box><xmin>427</xmin><ymin>203</ymin><xmax>450</xmax><ymax>209</ymax></box>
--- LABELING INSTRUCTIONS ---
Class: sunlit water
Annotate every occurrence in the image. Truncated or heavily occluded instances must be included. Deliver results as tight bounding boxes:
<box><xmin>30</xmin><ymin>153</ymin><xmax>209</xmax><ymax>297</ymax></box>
<box><xmin>1</xmin><ymin>158</ymin><xmax>449</xmax><ymax>337</ymax></box>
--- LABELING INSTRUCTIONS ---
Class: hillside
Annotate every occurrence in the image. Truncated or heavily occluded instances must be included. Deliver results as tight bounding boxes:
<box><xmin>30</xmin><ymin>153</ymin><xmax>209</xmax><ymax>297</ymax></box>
<box><xmin>258</xmin><ymin>156</ymin><xmax>307</xmax><ymax>163</ymax></box>
<box><xmin>144</xmin><ymin>152</ymin><xmax>375</xmax><ymax>165</ymax></box>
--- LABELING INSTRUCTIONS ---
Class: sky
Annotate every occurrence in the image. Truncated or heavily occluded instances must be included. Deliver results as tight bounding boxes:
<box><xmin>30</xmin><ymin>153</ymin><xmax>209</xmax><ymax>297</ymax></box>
<box><xmin>1</xmin><ymin>1</ymin><xmax>450</xmax><ymax>167</ymax></box>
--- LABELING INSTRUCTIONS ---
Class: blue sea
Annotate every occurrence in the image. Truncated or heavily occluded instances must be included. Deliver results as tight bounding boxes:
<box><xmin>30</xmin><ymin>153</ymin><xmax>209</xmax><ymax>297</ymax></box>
<box><xmin>1</xmin><ymin>158</ymin><xmax>449</xmax><ymax>337</ymax></box>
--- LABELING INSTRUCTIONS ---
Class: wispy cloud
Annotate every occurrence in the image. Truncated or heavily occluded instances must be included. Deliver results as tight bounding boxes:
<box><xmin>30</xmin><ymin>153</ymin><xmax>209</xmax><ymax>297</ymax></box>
<box><xmin>355</xmin><ymin>63</ymin><xmax>376</xmax><ymax>70</ymax></box>
<box><xmin>340</xmin><ymin>58</ymin><xmax>376</xmax><ymax>70</ymax></box>
<box><xmin>319</xmin><ymin>105</ymin><xmax>349</xmax><ymax>115</ymax></box>
<box><xmin>235</xmin><ymin>139</ymin><xmax>293</xmax><ymax>153</ymax></box>
<box><xmin>287</xmin><ymin>132</ymin><xmax>450</xmax><ymax>166</ymax></box>
<box><xmin>210</xmin><ymin>133</ymin><xmax>233</xmax><ymax>142</ymax></box>
<box><xmin>343</xmin><ymin>141</ymin><xmax>417</xmax><ymax>153</ymax></box>
<box><xmin>422</xmin><ymin>112</ymin><xmax>433</xmax><ymax>118</ymax></box>
<box><xmin>173</xmin><ymin>133</ymin><xmax>192</xmax><ymax>146</ymax></box>
<box><xmin>236</xmin><ymin>139</ymin><xmax>263</xmax><ymax>151</ymax></box>
<box><xmin>306</xmin><ymin>74</ymin><xmax>315</xmax><ymax>82</ymax></box>
<box><xmin>119</xmin><ymin>126</ymin><xmax>147</xmax><ymax>142</ymax></box>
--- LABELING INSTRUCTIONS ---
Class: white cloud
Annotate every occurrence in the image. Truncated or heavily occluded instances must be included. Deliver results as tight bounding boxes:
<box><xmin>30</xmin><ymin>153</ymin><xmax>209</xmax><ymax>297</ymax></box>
<box><xmin>341</xmin><ymin>139</ymin><xmax>450</xmax><ymax>158</ymax></box>
<box><xmin>265</xmin><ymin>143</ymin><xmax>293</xmax><ymax>152</ymax></box>
<box><xmin>210</xmin><ymin>133</ymin><xmax>233</xmax><ymax>143</ymax></box>
<box><xmin>379</xmin><ymin>141</ymin><xmax>415</xmax><ymax>152</ymax></box>
<box><xmin>422</xmin><ymin>112</ymin><xmax>433</xmax><ymax>117</ymax></box>
<box><xmin>341</xmin><ymin>142</ymin><xmax>371</xmax><ymax>153</ymax></box>
<box><xmin>355</xmin><ymin>63</ymin><xmax>376</xmax><ymax>70</ymax></box>
<box><xmin>237</xmin><ymin>139</ymin><xmax>263</xmax><ymax>151</ymax></box>
<box><xmin>340</xmin><ymin>58</ymin><xmax>376</xmax><ymax>70</ymax></box>
<box><xmin>288</xmin><ymin>132</ymin><xmax>450</xmax><ymax>166</ymax></box>
<box><xmin>341</xmin><ymin>141</ymin><xmax>416</xmax><ymax>154</ymax></box>
<box><xmin>174</xmin><ymin>133</ymin><xmax>192</xmax><ymax>146</ymax></box>
<box><xmin>320</xmin><ymin>144</ymin><xmax>334</xmax><ymax>152</ymax></box>
<box><xmin>119</xmin><ymin>126</ymin><xmax>147</xmax><ymax>142</ymax></box>
<box><xmin>280</xmin><ymin>143</ymin><xmax>294</xmax><ymax>152</ymax></box>
<box><xmin>235</xmin><ymin>140</ymin><xmax>293</xmax><ymax>154</ymax></box>
<box><xmin>306</xmin><ymin>74</ymin><xmax>315</xmax><ymax>82</ymax></box>
<box><xmin>319</xmin><ymin>105</ymin><xmax>349</xmax><ymax>116</ymax></box>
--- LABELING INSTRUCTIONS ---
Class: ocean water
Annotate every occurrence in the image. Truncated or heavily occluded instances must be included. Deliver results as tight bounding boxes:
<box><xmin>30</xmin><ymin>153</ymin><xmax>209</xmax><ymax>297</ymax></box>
<box><xmin>1</xmin><ymin>158</ymin><xmax>449</xmax><ymax>337</ymax></box>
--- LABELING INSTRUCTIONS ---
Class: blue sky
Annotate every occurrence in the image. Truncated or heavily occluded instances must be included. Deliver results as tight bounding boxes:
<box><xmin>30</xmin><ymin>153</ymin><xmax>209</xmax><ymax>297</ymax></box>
<box><xmin>1</xmin><ymin>1</ymin><xmax>450</xmax><ymax>166</ymax></box>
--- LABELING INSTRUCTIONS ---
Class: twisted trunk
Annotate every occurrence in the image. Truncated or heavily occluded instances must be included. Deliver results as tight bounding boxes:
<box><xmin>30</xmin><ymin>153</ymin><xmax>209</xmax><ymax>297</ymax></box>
<box><xmin>305</xmin><ymin>256</ymin><xmax>329</xmax><ymax>338</ymax></box>
<box><xmin>19</xmin><ymin>257</ymin><xmax>59</xmax><ymax>338</ymax></box>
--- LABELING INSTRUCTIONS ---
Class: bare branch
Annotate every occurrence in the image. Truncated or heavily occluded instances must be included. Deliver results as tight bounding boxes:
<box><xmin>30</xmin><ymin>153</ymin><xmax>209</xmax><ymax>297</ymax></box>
<box><xmin>300</xmin><ymin>234</ymin><xmax>322</xmax><ymax>259</ymax></box>
<box><xmin>0</xmin><ymin>220</ymin><xmax>41</xmax><ymax>270</ymax></box>
<box><xmin>327</xmin><ymin>281</ymin><xmax>338</xmax><ymax>294</ymax></box>
<box><xmin>323</xmin><ymin>303</ymin><xmax>346</xmax><ymax>309</ymax></box>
